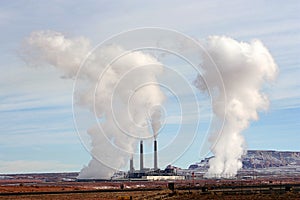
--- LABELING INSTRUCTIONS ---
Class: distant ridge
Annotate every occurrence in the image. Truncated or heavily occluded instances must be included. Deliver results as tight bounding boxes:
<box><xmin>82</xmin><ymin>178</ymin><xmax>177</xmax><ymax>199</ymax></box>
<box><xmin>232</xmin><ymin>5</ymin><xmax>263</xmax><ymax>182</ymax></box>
<box><xmin>243</xmin><ymin>150</ymin><xmax>300</xmax><ymax>169</ymax></box>
<box><xmin>189</xmin><ymin>150</ymin><xmax>300</xmax><ymax>170</ymax></box>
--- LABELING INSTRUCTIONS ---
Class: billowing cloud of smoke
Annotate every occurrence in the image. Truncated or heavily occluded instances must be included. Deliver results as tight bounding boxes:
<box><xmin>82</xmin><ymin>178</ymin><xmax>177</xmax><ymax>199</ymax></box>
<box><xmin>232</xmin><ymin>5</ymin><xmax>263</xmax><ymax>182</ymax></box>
<box><xmin>195</xmin><ymin>36</ymin><xmax>278</xmax><ymax>178</ymax></box>
<box><xmin>22</xmin><ymin>31</ymin><xmax>91</xmax><ymax>78</ymax></box>
<box><xmin>22</xmin><ymin>30</ymin><xmax>165</xmax><ymax>178</ymax></box>
<box><xmin>22</xmin><ymin>31</ymin><xmax>277</xmax><ymax>179</ymax></box>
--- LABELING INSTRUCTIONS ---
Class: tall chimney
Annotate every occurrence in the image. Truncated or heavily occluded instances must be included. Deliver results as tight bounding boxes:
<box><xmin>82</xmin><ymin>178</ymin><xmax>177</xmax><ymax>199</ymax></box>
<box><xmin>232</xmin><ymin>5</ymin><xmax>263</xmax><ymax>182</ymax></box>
<box><xmin>129</xmin><ymin>155</ymin><xmax>134</xmax><ymax>173</ymax></box>
<box><xmin>140</xmin><ymin>140</ymin><xmax>144</xmax><ymax>172</ymax></box>
<box><xmin>154</xmin><ymin>139</ymin><xmax>158</xmax><ymax>170</ymax></box>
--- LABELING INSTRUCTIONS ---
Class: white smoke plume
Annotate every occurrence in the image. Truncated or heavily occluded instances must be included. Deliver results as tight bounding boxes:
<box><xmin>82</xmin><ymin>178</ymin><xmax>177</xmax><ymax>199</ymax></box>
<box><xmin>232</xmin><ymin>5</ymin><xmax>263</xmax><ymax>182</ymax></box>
<box><xmin>22</xmin><ymin>30</ymin><xmax>277</xmax><ymax>179</ymax></box>
<box><xmin>149</xmin><ymin>106</ymin><xmax>163</xmax><ymax>139</ymax></box>
<box><xmin>195</xmin><ymin>36</ymin><xmax>278</xmax><ymax>178</ymax></box>
<box><xmin>22</xmin><ymin>30</ymin><xmax>165</xmax><ymax>178</ymax></box>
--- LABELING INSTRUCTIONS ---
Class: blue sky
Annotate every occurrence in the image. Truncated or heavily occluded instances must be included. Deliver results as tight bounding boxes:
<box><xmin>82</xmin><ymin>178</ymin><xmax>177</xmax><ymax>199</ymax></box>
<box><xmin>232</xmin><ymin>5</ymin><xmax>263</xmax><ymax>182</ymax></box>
<box><xmin>0</xmin><ymin>0</ymin><xmax>299</xmax><ymax>173</ymax></box>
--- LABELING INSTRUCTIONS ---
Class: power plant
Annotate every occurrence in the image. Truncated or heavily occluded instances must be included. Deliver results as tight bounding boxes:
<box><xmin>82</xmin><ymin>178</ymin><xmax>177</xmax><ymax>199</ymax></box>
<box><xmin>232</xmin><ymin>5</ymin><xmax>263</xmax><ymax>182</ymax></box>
<box><xmin>127</xmin><ymin>138</ymin><xmax>185</xmax><ymax>180</ymax></box>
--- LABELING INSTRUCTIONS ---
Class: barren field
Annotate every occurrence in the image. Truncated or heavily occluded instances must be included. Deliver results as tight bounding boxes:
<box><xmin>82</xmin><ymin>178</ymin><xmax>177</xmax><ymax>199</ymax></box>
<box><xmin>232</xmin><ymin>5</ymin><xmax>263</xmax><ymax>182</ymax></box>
<box><xmin>1</xmin><ymin>189</ymin><xmax>300</xmax><ymax>200</ymax></box>
<box><xmin>1</xmin><ymin>179</ymin><xmax>300</xmax><ymax>200</ymax></box>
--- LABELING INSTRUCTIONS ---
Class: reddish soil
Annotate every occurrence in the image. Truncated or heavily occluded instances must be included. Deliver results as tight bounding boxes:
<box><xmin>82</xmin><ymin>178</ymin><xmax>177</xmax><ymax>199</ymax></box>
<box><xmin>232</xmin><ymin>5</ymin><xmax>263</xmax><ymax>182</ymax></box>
<box><xmin>0</xmin><ymin>179</ymin><xmax>300</xmax><ymax>199</ymax></box>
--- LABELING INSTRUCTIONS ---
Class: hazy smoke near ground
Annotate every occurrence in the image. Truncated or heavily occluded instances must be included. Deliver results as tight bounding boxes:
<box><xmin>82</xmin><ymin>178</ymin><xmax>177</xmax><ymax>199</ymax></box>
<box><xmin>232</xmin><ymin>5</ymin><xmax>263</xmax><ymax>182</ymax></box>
<box><xmin>195</xmin><ymin>36</ymin><xmax>278</xmax><ymax>178</ymax></box>
<box><xmin>22</xmin><ymin>30</ymin><xmax>165</xmax><ymax>178</ymax></box>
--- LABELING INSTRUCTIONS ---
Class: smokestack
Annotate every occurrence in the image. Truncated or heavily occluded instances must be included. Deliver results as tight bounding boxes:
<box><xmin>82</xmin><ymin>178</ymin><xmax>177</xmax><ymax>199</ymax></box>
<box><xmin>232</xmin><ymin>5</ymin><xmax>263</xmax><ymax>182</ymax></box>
<box><xmin>129</xmin><ymin>155</ymin><xmax>134</xmax><ymax>173</ymax></box>
<box><xmin>154</xmin><ymin>139</ymin><xmax>158</xmax><ymax>170</ymax></box>
<box><xmin>140</xmin><ymin>140</ymin><xmax>144</xmax><ymax>171</ymax></box>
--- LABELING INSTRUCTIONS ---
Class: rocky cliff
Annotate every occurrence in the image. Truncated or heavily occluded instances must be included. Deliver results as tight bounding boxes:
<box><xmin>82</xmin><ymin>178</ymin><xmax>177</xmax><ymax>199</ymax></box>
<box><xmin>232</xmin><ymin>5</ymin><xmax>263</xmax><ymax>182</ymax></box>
<box><xmin>189</xmin><ymin>150</ymin><xmax>300</xmax><ymax>170</ymax></box>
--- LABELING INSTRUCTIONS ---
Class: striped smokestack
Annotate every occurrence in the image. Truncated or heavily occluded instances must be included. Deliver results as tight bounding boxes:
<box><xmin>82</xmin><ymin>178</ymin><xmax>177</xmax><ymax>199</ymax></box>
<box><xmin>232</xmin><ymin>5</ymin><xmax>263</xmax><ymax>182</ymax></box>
<box><xmin>129</xmin><ymin>155</ymin><xmax>134</xmax><ymax>173</ymax></box>
<box><xmin>154</xmin><ymin>139</ymin><xmax>158</xmax><ymax>170</ymax></box>
<box><xmin>140</xmin><ymin>140</ymin><xmax>144</xmax><ymax>171</ymax></box>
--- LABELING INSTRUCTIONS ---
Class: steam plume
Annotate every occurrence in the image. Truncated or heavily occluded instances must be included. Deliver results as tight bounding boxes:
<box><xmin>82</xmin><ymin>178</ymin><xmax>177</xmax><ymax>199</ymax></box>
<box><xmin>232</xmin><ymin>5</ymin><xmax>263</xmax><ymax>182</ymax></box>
<box><xmin>22</xmin><ymin>31</ymin><xmax>278</xmax><ymax>179</ymax></box>
<box><xmin>22</xmin><ymin>30</ymin><xmax>165</xmax><ymax>178</ymax></box>
<box><xmin>195</xmin><ymin>36</ymin><xmax>278</xmax><ymax>178</ymax></box>
<box><xmin>150</xmin><ymin>106</ymin><xmax>162</xmax><ymax>139</ymax></box>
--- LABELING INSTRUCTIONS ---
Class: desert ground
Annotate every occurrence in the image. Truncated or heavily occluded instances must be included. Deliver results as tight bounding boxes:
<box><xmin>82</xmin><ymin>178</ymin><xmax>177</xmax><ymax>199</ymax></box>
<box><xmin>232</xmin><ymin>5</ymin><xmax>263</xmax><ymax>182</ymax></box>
<box><xmin>1</xmin><ymin>177</ymin><xmax>300</xmax><ymax>199</ymax></box>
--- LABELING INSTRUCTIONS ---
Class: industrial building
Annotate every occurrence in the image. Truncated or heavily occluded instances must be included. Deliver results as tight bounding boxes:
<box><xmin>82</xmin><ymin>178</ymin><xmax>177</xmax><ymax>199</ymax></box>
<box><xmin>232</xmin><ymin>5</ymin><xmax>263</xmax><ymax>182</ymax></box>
<box><xmin>127</xmin><ymin>139</ymin><xmax>185</xmax><ymax>181</ymax></box>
